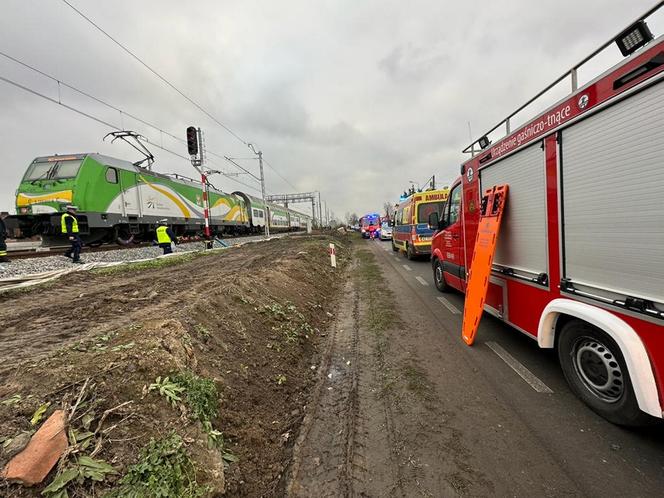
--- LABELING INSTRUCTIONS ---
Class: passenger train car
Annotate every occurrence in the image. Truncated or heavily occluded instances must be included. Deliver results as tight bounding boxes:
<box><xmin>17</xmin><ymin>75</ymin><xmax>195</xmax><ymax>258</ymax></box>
<box><xmin>12</xmin><ymin>153</ymin><xmax>310</xmax><ymax>244</ymax></box>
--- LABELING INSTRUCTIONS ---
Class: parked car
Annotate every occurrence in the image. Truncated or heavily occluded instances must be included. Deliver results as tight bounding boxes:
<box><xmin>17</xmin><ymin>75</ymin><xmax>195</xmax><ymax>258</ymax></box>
<box><xmin>379</xmin><ymin>222</ymin><xmax>392</xmax><ymax>240</ymax></box>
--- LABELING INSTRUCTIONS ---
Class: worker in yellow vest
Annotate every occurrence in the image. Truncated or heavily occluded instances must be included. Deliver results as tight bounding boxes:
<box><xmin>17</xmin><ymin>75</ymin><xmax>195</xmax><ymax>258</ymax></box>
<box><xmin>155</xmin><ymin>219</ymin><xmax>178</xmax><ymax>255</ymax></box>
<box><xmin>0</xmin><ymin>211</ymin><xmax>9</xmax><ymax>263</ymax></box>
<box><xmin>61</xmin><ymin>205</ymin><xmax>82</xmax><ymax>263</ymax></box>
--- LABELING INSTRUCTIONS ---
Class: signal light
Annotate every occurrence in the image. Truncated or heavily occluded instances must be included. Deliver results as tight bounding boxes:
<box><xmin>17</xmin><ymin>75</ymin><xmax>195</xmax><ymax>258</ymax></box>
<box><xmin>615</xmin><ymin>20</ymin><xmax>653</xmax><ymax>56</ymax></box>
<box><xmin>186</xmin><ymin>126</ymin><xmax>199</xmax><ymax>156</ymax></box>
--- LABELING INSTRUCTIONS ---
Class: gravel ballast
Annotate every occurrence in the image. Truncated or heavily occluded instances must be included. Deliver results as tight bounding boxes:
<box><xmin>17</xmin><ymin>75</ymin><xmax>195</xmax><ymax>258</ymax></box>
<box><xmin>0</xmin><ymin>234</ymin><xmax>288</xmax><ymax>279</ymax></box>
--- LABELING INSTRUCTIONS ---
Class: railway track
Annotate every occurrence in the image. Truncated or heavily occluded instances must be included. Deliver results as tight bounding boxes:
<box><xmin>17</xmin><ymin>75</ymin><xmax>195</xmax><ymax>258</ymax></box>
<box><xmin>7</xmin><ymin>242</ymin><xmax>151</xmax><ymax>260</ymax></box>
<box><xmin>5</xmin><ymin>232</ymin><xmax>296</xmax><ymax>260</ymax></box>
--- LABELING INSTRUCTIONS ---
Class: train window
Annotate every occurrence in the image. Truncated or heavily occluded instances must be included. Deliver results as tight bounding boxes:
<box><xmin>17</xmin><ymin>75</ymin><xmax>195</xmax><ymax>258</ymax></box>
<box><xmin>52</xmin><ymin>159</ymin><xmax>83</xmax><ymax>179</ymax></box>
<box><xmin>105</xmin><ymin>167</ymin><xmax>118</xmax><ymax>184</ymax></box>
<box><xmin>24</xmin><ymin>159</ymin><xmax>82</xmax><ymax>181</ymax></box>
<box><xmin>24</xmin><ymin>161</ymin><xmax>53</xmax><ymax>181</ymax></box>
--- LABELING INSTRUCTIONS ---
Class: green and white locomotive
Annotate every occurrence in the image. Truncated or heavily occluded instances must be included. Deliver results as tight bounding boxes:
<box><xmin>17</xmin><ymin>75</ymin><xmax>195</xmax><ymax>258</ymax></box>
<box><xmin>13</xmin><ymin>153</ymin><xmax>310</xmax><ymax>245</ymax></box>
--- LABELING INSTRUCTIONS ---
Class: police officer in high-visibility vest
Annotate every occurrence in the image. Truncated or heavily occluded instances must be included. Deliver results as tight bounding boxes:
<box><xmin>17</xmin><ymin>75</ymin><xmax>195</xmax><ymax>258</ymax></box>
<box><xmin>0</xmin><ymin>211</ymin><xmax>10</xmax><ymax>263</ymax></box>
<box><xmin>62</xmin><ymin>205</ymin><xmax>83</xmax><ymax>263</ymax></box>
<box><xmin>156</xmin><ymin>219</ymin><xmax>177</xmax><ymax>255</ymax></box>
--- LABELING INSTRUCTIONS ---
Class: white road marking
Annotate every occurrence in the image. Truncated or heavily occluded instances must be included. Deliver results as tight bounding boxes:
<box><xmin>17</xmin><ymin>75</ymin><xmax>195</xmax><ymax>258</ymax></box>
<box><xmin>486</xmin><ymin>342</ymin><xmax>554</xmax><ymax>394</ymax></box>
<box><xmin>402</xmin><ymin>264</ymin><xmax>412</xmax><ymax>271</ymax></box>
<box><xmin>415</xmin><ymin>276</ymin><xmax>429</xmax><ymax>286</ymax></box>
<box><xmin>436</xmin><ymin>296</ymin><xmax>461</xmax><ymax>314</ymax></box>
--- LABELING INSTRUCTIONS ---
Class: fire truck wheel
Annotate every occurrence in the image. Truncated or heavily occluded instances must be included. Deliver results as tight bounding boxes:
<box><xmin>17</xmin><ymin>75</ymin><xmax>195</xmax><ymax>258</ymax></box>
<box><xmin>557</xmin><ymin>320</ymin><xmax>655</xmax><ymax>427</ymax></box>
<box><xmin>392</xmin><ymin>240</ymin><xmax>399</xmax><ymax>252</ymax></box>
<box><xmin>433</xmin><ymin>259</ymin><xmax>449</xmax><ymax>292</ymax></box>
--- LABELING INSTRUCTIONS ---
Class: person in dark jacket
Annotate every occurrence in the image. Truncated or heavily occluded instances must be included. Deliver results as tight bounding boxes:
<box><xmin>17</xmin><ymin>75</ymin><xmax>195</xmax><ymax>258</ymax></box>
<box><xmin>61</xmin><ymin>205</ymin><xmax>83</xmax><ymax>263</ymax></box>
<box><xmin>155</xmin><ymin>219</ymin><xmax>177</xmax><ymax>255</ymax></box>
<box><xmin>0</xmin><ymin>211</ymin><xmax>9</xmax><ymax>263</ymax></box>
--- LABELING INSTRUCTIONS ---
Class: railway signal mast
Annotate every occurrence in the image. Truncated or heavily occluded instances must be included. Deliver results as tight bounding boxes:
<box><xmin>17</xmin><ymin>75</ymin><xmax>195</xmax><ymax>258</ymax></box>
<box><xmin>186</xmin><ymin>126</ymin><xmax>213</xmax><ymax>249</ymax></box>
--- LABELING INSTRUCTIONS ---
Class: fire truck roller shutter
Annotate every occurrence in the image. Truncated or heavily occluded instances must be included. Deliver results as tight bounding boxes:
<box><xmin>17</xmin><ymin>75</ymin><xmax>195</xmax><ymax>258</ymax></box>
<box><xmin>480</xmin><ymin>142</ymin><xmax>547</xmax><ymax>281</ymax></box>
<box><xmin>561</xmin><ymin>80</ymin><xmax>664</xmax><ymax>306</ymax></box>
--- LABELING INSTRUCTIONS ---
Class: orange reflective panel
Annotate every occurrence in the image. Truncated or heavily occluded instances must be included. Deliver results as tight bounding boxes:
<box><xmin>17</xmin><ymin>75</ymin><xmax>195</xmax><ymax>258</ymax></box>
<box><xmin>462</xmin><ymin>184</ymin><xmax>509</xmax><ymax>346</ymax></box>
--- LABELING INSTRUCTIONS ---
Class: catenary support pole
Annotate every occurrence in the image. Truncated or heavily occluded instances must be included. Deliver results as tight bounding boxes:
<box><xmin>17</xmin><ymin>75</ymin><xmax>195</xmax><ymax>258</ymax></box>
<box><xmin>258</xmin><ymin>150</ymin><xmax>270</xmax><ymax>238</ymax></box>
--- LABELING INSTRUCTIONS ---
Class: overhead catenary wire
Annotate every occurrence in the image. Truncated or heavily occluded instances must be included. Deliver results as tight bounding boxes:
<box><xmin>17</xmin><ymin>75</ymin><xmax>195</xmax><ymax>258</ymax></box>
<box><xmin>263</xmin><ymin>158</ymin><xmax>299</xmax><ymax>191</ymax></box>
<box><xmin>223</xmin><ymin>156</ymin><xmax>261</xmax><ymax>182</ymax></box>
<box><xmin>59</xmin><ymin>0</ymin><xmax>301</xmax><ymax>193</ymax></box>
<box><xmin>0</xmin><ymin>50</ymin><xmax>180</xmax><ymax>145</ymax></box>
<box><xmin>0</xmin><ymin>51</ymin><xmax>263</xmax><ymax>194</ymax></box>
<box><xmin>0</xmin><ymin>74</ymin><xmax>264</xmax><ymax>195</ymax></box>
<box><xmin>60</xmin><ymin>0</ymin><xmax>247</xmax><ymax>147</ymax></box>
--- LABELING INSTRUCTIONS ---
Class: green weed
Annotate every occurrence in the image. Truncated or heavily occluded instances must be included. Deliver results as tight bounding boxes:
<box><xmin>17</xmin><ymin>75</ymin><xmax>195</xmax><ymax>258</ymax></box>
<box><xmin>111</xmin><ymin>342</ymin><xmax>135</xmax><ymax>352</ymax></box>
<box><xmin>194</xmin><ymin>324</ymin><xmax>211</xmax><ymax>341</ymax></box>
<box><xmin>30</xmin><ymin>402</ymin><xmax>50</xmax><ymax>426</ymax></box>
<box><xmin>42</xmin><ymin>456</ymin><xmax>116</xmax><ymax>497</ymax></box>
<box><xmin>259</xmin><ymin>302</ymin><xmax>288</xmax><ymax>319</ymax></box>
<box><xmin>171</xmin><ymin>372</ymin><xmax>218</xmax><ymax>428</ymax></box>
<box><xmin>402</xmin><ymin>364</ymin><xmax>435</xmax><ymax>401</ymax></box>
<box><xmin>42</xmin><ymin>457</ymin><xmax>116</xmax><ymax>497</ymax></box>
<box><xmin>148</xmin><ymin>377</ymin><xmax>185</xmax><ymax>407</ymax></box>
<box><xmin>0</xmin><ymin>394</ymin><xmax>21</xmax><ymax>406</ymax></box>
<box><xmin>107</xmin><ymin>433</ymin><xmax>206</xmax><ymax>498</ymax></box>
<box><xmin>94</xmin><ymin>253</ymin><xmax>199</xmax><ymax>275</ymax></box>
<box><xmin>150</xmin><ymin>372</ymin><xmax>237</xmax><ymax>462</ymax></box>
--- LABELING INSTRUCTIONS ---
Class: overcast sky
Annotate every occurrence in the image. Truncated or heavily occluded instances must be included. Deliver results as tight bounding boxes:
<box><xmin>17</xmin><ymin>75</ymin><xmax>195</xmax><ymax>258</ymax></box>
<box><xmin>1</xmin><ymin>0</ymin><xmax>661</xmax><ymax>220</ymax></box>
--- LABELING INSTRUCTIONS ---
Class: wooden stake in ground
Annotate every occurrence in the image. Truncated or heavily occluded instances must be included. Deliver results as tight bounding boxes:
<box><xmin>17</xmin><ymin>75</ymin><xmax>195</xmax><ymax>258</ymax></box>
<box><xmin>329</xmin><ymin>243</ymin><xmax>337</xmax><ymax>268</ymax></box>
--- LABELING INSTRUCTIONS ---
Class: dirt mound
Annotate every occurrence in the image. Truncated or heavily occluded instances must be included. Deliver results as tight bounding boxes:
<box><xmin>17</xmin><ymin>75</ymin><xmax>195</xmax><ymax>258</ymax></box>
<box><xmin>0</xmin><ymin>235</ymin><xmax>351</xmax><ymax>497</ymax></box>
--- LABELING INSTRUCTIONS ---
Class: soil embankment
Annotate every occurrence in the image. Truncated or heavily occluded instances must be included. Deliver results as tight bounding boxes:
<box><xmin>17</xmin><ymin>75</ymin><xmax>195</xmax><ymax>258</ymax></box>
<box><xmin>0</xmin><ymin>235</ymin><xmax>350</xmax><ymax>497</ymax></box>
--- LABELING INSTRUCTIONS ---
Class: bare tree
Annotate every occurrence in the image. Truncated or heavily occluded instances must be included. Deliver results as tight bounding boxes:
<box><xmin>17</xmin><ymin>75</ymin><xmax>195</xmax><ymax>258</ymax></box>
<box><xmin>383</xmin><ymin>202</ymin><xmax>395</xmax><ymax>219</ymax></box>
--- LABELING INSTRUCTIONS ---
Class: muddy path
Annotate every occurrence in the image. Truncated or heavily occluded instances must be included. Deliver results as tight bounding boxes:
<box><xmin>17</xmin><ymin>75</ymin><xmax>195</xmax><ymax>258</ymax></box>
<box><xmin>287</xmin><ymin>245</ymin><xmax>584</xmax><ymax>497</ymax></box>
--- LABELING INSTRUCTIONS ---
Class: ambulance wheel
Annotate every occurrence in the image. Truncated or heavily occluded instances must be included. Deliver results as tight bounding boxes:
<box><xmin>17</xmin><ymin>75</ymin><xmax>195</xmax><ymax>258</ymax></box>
<box><xmin>406</xmin><ymin>244</ymin><xmax>415</xmax><ymax>260</ymax></box>
<box><xmin>433</xmin><ymin>259</ymin><xmax>449</xmax><ymax>292</ymax></box>
<box><xmin>557</xmin><ymin>320</ymin><xmax>655</xmax><ymax>427</ymax></box>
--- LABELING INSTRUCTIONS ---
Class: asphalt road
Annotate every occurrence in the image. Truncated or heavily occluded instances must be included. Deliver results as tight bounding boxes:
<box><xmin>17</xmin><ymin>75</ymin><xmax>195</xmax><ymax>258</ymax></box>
<box><xmin>367</xmin><ymin>238</ymin><xmax>664</xmax><ymax>497</ymax></box>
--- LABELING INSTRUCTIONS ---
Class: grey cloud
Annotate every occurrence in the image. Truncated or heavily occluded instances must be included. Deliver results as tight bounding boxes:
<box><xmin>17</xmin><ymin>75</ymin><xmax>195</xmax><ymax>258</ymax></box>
<box><xmin>0</xmin><ymin>0</ymin><xmax>660</xmax><ymax>219</ymax></box>
<box><xmin>379</xmin><ymin>43</ymin><xmax>450</xmax><ymax>82</ymax></box>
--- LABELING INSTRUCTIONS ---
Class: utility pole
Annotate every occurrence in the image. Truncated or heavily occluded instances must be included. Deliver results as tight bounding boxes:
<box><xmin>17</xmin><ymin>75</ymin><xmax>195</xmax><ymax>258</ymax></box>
<box><xmin>258</xmin><ymin>150</ymin><xmax>270</xmax><ymax>238</ymax></box>
<box><xmin>247</xmin><ymin>143</ymin><xmax>270</xmax><ymax>238</ymax></box>
<box><xmin>318</xmin><ymin>192</ymin><xmax>322</xmax><ymax>228</ymax></box>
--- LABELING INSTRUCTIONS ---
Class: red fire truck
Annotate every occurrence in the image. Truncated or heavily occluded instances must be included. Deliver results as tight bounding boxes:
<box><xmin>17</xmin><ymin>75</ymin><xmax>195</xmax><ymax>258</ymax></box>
<box><xmin>360</xmin><ymin>213</ymin><xmax>381</xmax><ymax>239</ymax></box>
<box><xmin>430</xmin><ymin>6</ymin><xmax>664</xmax><ymax>425</ymax></box>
